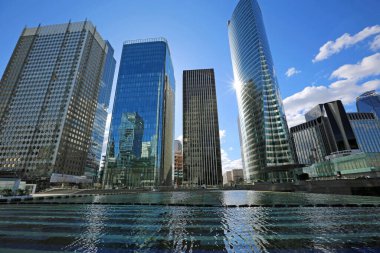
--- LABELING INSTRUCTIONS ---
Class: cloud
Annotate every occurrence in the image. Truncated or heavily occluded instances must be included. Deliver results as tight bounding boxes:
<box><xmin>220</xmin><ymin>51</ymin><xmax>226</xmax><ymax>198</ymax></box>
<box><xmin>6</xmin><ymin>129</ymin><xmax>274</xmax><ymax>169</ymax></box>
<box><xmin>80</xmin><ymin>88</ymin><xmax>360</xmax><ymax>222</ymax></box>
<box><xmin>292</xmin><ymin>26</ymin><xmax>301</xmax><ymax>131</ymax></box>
<box><xmin>219</xmin><ymin>129</ymin><xmax>226</xmax><ymax>143</ymax></box>
<box><xmin>221</xmin><ymin>149</ymin><xmax>242</xmax><ymax>173</ymax></box>
<box><xmin>313</xmin><ymin>25</ymin><xmax>380</xmax><ymax>62</ymax></box>
<box><xmin>175</xmin><ymin>135</ymin><xmax>183</xmax><ymax>142</ymax></box>
<box><xmin>284</xmin><ymin>53</ymin><xmax>380</xmax><ymax>127</ymax></box>
<box><xmin>285</xmin><ymin>67</ymin><xmax>301</xmax><ymax>77</ymax></box>
<box><xmin>370</xmin><ymin>34</ymin><xmax>380</xmax><ymax>51</ymax></box>
<box><xmin>331</xmin><ymin>53</ymin><xmax>380</xmax><ymax>80</ymax></box>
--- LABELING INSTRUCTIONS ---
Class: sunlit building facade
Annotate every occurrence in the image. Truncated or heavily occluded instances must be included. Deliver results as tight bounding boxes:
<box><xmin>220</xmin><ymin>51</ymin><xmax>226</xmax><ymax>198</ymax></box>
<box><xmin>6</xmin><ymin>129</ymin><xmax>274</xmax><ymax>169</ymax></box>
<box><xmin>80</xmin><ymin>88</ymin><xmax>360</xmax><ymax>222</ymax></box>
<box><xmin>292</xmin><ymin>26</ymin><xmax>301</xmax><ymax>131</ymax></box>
<box><xmin>85</xmin><ymin>41</ymin><xmax>116</xmax><ymax>183</ymax></box>
<box><xmin>183</xmin><ymin>69</ymin><xmax>222</xmax><ymax>186</ymax></box>
<box><xmin>228</xmin><ymin>0</ymin><xmax>295</xmax><ymax>182</ymax></box>
<box><xmin>0</xmin><ymin>21</ymin><xmax>109</xmax><ymax>187</ymax></box>
<box><xmin>103</xmin><ymin>38</ymin><xmax>175</xmax><ymax>189</ymax></box>
<box><xmin>347</xmin><ymin>112</ymin><xmax>380</xmax><ymax>153</ymax></box>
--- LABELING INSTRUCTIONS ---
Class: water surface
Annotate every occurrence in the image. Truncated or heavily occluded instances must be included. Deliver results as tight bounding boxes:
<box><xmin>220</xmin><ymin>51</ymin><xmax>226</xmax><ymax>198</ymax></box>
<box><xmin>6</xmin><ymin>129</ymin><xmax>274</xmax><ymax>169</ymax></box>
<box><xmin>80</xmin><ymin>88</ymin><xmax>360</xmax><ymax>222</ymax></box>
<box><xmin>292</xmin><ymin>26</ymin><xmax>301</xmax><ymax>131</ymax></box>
<box><xmin>0</xmin><ymin>191</ymin><xmax>379</xmax><ymax>252</ymax></box>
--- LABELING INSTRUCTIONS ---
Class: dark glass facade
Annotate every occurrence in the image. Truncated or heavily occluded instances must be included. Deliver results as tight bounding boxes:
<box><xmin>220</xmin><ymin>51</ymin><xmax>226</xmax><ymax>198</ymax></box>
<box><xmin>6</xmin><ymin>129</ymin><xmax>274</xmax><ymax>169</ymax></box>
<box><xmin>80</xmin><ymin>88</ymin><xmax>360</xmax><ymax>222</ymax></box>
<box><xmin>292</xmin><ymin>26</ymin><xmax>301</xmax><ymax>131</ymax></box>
<box><xmin>356</xmin><ymin>90</ymin><xmax>380</xmax><ymax>120</ymax></box>
<box><xmin>291</xmin><ymin>117</ymin><xmax>335</xmax><ymax>165</ymax></box>
<box><xmin>85</xmin><ymin>41</ymin><xmax>116</xmax><ymax>183</ymax></box>
<box><xmin>228</xmin><ymin>0</ymin><xmax>295</xmax><ymax>182</ymax></box>
<box><xmin>347</xmin><ymin>112</ymin><xmax>380</xmax><ymax>153</ymax></box>
<box><xmin>103</xmin><ymin>38</ymin><xmax>175</xmax><ymax>189</ymax></box>
<box><xmin>305</xmin><ymin>100</ymin><xmax>358</xmax><ymax>151</ymax></box>
<box><xmin>291</xmin><ymin>100</ymin><xmax>360</xmax><ymax>165</ymax></box>
<box><xmin>183</xmin><ymin>69</ymin><xmax>222</xmax><ymax>186</ymax></box>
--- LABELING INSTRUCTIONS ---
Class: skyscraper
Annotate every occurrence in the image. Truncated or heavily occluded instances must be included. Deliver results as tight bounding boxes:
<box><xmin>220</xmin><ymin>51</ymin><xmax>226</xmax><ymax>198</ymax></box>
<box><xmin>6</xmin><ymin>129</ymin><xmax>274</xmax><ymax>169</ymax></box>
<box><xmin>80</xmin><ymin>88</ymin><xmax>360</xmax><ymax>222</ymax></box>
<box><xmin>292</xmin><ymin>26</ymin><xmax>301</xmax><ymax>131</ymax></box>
<box><xmin>183</xmin><ymin>69</ymin><xmax>222</xmax><ymax>186</ymax></box>
<box><xmin>356</xmin><ymin>90</ymin><xmax>380</xmax><ymax>119</ymax></box>
<box><xmin>0</xmin><ymin>21</ymin><xmax>109</xmax><ymax>188</ymax></box>
<box><xmin>85</xmin><ymin>41</ymin><xmax>116</xmax><ymax>183</ymax></box>
<box><xmin>103</xmin><ymin>38</ymin><xmax>175</xmax><ymax>189</ymax></box>
<box><xmin>228</xmin><ymin>0</ymin><xmax>295</xmax><ymax>182</ymax></box>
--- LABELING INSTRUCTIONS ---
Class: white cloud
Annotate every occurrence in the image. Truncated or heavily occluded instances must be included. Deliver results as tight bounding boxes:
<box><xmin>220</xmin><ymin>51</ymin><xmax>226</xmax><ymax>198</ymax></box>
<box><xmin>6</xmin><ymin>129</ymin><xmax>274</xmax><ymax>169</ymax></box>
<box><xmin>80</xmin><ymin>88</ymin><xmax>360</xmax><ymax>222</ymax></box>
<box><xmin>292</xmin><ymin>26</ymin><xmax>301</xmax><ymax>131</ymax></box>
<box><xmin>331</xmin><ymin>53</ymin><xmax>380</xmax><ymax>80</ymax></box>
<box><xmin>219</xmin><ymin>129</ymin><xmax>226</xmax><ymax>143</ymax></box>
<box><xmin>313</xmin><ymin>25</ymin><xmax>380</xmax><ymax>62</ymax></box>
<box><xmin>285</xmin><ymin>53</ymin><xmax>380</xmax><ymax>127</ymax></box>
<box><xmin>175</xmin><ymin>135</ymin><xmax>183</xmax><ymax>142</ymax></box>
<box><xmin>285</xmin><ymin>67</ymin><xmax>301</xmax><ymax>77</ymax></box>
<box><xmin>221</xmin><ymin>149</ymin><xmax>242</xmax><ymax>173</ymax></box>
<box><xmin>370</xmin><ymin>34</ymin><xmax>380</xmax><ymax>51</ymax></box>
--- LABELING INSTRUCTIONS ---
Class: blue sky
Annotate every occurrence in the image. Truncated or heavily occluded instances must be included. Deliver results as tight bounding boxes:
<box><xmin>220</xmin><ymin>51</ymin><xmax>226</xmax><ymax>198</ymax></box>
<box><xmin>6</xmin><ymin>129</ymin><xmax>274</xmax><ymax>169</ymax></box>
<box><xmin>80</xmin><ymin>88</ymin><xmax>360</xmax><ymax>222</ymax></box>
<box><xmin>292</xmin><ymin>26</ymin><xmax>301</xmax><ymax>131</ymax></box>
<box><xmin>1</xmin><ymin>0</ymin><xmax>380</xmax><ymax>172</ymax></box>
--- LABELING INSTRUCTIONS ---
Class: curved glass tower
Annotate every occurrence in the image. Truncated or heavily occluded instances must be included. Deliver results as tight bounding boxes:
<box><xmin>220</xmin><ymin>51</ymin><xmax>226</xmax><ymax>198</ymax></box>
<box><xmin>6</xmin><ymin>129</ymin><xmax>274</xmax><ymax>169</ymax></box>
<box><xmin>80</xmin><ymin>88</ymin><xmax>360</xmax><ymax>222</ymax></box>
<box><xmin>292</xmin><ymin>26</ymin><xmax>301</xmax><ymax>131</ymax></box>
<box><xmin>228</xmin><ymin>0</ymin><xmax>295</xmax><ymax>182</ymax></box>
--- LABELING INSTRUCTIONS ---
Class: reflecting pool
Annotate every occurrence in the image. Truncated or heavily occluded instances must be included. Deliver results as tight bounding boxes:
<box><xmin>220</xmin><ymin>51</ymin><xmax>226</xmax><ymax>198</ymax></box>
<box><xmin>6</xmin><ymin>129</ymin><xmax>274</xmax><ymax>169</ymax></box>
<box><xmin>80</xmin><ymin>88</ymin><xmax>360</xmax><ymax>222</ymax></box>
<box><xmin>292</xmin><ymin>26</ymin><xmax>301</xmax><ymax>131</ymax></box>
<box><xmin>0</xmin><ymin>191</ymin><xmax>379</xmax><ymax>252</ymax></box>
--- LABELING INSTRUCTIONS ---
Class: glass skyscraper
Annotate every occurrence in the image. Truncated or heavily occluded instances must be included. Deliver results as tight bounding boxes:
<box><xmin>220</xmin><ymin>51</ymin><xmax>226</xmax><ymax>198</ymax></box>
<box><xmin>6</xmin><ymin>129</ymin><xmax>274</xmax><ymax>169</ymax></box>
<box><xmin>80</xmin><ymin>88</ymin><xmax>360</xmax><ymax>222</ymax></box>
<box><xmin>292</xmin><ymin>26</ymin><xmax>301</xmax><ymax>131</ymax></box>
<box><xmin>228</xmin><ymin>0</ymin><xmax>295</xmax><ymax>182</ymax></box>
<box><xmin>356</xmin><ymin>90</ymin><xmax>380</xmax><ymax>119</ymax></box>
<box><xmin>0</xmin><ymin>21</ymin><xmax>109</xmax><ymax>188</ymax></box>
<box><xmin>103</xmin><ymin>38</ymin><xmax>175</xmax><ymax>189</ymax></box>
<box><xmin>85</xmin><ymin>41</ymin><xmax>116</xmax><ymax>183</ymax></box>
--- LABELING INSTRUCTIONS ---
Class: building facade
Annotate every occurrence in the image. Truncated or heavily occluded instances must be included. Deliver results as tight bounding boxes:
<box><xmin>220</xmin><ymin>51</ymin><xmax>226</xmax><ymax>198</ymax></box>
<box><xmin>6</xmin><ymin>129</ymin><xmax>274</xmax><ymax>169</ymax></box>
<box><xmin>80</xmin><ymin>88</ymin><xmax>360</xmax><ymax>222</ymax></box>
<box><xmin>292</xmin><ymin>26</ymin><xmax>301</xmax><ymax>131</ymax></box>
<box><xmin>305</xmin><ymin>101</ymin><xmax>358</xmax><ymax>151</ymax></box>
<box><xmin>291</xmin><ymin>100</ymin><xmax>359</xmax><ymax>165</ymax></box>
<box><xmin>347</xmin><ymin>112</ymin><xmax>380</xmax><ymax>153</ymax></box>
<box><xmin>183</xmin><ymin>69</ymin><xmax>222</xmax><ymax>186</ymax></box>
<box><xmin>303</xmin><ymin>152</ymin><xmax>380</xmax><ymax>179</ymax></box>
<box><xmin>85</xmin><ymin>41</ymin><xmax>116</xmax><ymax>183</ymax></box>
<box><xmin>0</xmin><ymin>21</ymin><xmax>109</xmax><ymax>188</ymax></box>
<box><xmin>173</xmin><ymin>140</ymin><xmax>183</xmax><ymax>186</ymax></box>
<box><xmin>103</xmin><ymin>38</ymin><xmax>175</xmax><ymax>189</ymax></box>
<box><xmin>291</xmin><ymin>117</ymin><xmax>335</xmax><ymax>165</ymax></box>
<box><xmin>356</xmin><ymin>90</ymin><xmax>380</xmax><ymax>119</ymax></box>
<box><xmin>228</xmin><ymin>0</ymin><xmax>295</xmax><ymax>182</ymax></box>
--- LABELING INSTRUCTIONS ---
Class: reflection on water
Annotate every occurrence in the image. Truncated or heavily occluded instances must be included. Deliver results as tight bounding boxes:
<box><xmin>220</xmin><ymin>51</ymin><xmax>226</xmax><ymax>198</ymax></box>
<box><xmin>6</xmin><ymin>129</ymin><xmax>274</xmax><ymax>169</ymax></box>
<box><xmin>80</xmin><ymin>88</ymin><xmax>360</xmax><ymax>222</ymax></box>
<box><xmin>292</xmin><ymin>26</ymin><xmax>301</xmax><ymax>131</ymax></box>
<box><xmin>0</xmin><ymin>191</ymin><xmax>379</xmax><ymax>252</ymax></box>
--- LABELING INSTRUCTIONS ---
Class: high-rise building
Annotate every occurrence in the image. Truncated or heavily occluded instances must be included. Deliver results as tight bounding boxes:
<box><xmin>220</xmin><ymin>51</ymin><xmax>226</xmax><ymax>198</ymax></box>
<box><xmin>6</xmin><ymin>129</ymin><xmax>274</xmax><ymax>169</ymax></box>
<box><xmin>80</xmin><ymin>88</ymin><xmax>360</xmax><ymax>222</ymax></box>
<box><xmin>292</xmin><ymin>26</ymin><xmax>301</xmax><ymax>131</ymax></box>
<box><xmin>291</xmin><ymin>100</ymin><xmax>359</xmax><ymax>165</ymax></box>
<box><xmin>183</xmin><ymin>69</ymin><xmax>222</xmax><ymax>186</ymax></box>
<box><xmin>305</xmin><ymin>100</ymin><xmax>358</xmax><ymax>151</ymax></box>
<box><xmin>173</xmin><ymin>140</ymin><xmax>183</xmax><ymax>186</ymax></box>
<box><xmin>347</xmin><ymin>112</ymin><xmax>380</xmax><ymax>153</ymax></box>
<box><xmin>228</xmin><ymin>0</ymin><xmax>295</xmax><ymax>182</ymax></box>
<box><xmin>85</xmin><ymin>41</ymin><xmax>116</xmax><ymax>183</ymax></box>
<box><xmin>103</xmin><ymin>38</ymin><xmax>175</xmax><ymax>189</ymax></box>
<box><xmin>291</xmin><ymin>117</ymin><xmax>336</xmax><ymax>165</ymax></box>
<box><xmin>0</xmin><ymin>21</ymin><xmax>109</xmax><ymax>188</ymax></box>
<box><xmin>356</xmin><ymin>90</ymin><xmax>380</xmax><ymax>119</ymax></box>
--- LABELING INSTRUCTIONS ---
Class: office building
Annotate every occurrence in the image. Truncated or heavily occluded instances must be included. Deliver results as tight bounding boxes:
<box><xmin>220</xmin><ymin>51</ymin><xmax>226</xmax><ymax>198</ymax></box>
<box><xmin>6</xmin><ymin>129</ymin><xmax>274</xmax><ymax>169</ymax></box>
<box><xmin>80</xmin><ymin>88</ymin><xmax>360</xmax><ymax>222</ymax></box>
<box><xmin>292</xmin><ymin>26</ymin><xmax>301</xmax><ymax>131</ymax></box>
<box><xmin>223</xmin><ymin>171</ymin><xmax>232</xmax><ymax>185</ymax></box>
<box><xmin>228</xmin><ymin>0</ymin><xmax>295</xmax><ymax>182</ymax></box>
<box><xmin>103</xmin><ymin>38</ymin><xmax>175</xmax><ymax>189</ymax></box>
<box><xmin>356</xmin><ymin>90</ymin><xmax>380</xmax><ymax>119</ymax></box>
<box><xmin>183</xmin><ymin>69</ymin><xmax>222</xmax><ymax>186</ymax></box>
<box><xmin>85</xmin><ymin>41</ymin><xmax>116</xmax><ymax>183</ymax></box>
<box><xmin>347</xmin><ymin>112</ymin><xmax>380</xmax><ymax>153</ymax></box>
<box><xmin>305</xmin><ymin>100</ymin><xmax>358</xmax><ymax>151</ymax></box>
<box><xmin>0</xmin><ymin>21</ymin><xmax>109</xmax><ymax>188</ymax></box>
<box><xmin>173</xmin><ymin>140</ymin><xmax>183</xmax><ymax>185</ymax></box>
<box><xmin>291</xmin><ymin>100</ymin><xmax>359</xmax><ymax>165</ymax></box>
<box><xmin>223</xmin><ymin>169</ymin><xmax>244</xmax><ymax>185</ymax></box>
<box><xmin>303</xmin><ymin>152</ymin><xmax>380</xmax><ymax>179</ymax></box>
<box><xmin>291</xmin><ymin>117</ymin><xmax>336</xmax><ymax>165</ymax></box>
